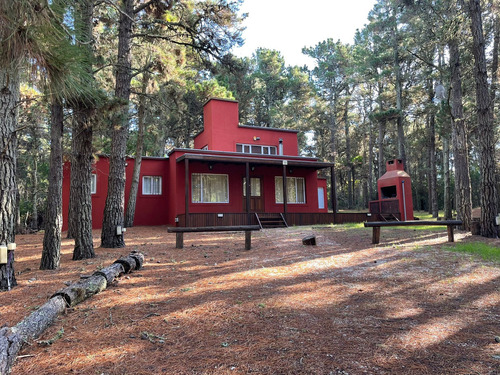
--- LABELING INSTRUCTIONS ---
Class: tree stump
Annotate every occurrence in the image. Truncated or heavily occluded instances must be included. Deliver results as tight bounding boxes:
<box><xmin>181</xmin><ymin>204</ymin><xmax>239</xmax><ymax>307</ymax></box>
<box><xmin>302</xmin><ymin>235</ymin><xmax>316</xmax><ymax>246</ymax></box>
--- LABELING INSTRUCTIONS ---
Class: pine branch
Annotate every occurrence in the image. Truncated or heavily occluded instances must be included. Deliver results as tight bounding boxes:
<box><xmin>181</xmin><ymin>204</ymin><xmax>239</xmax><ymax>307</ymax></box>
<box><xmin>134</xmin><ymin>0</ymin><xmax>176</xmax><ymax>15</ymax></box>
<box><xmin>102</xmin><ymin>0</ymin><xmax>135</xmax><ymax>22</ymax></box>
<box><xmin>404</xmin><ymin>47</ymin><xmax>443</xmax><ymax>72</ymax></box>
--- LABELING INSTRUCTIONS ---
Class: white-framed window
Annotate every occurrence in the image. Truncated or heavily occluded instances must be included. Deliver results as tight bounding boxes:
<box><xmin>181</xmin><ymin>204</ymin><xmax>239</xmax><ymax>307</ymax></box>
<box><xmin>142</xmin><ymin>176</ymin><xmax>162</xmax><ymax>195</ymax></box>
<box><xmin>236</xmin><ymin>143</ymin><xmax>277</xmax><ymax>155</ymax></box>
<box><xmin>275</xmin><ymin>176</ymin><xmax>306</xmax><ymax>204</ymax></box>
<box><xmin>318</xmin><ymin>187</ymin><xmax>325</xmax><ymax>209</ymax></box>
<box><xmin>91</xmin><ymin>174</ymin><xmax>97</xmax><ymax>194</ymax></box>
<box><xmin>192</xmin><ymin>173</ymin><xmax>229</xmax><ymax>203</ymax></box>
<box><xmin>201</xmin><ymin>145</ymin><xmax>209</xmax><ymax>150</ymax></box>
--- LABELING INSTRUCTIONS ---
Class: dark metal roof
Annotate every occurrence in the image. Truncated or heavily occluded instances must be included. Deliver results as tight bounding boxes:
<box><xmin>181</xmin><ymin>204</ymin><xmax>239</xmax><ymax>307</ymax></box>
<box><xmin>237</xmin><ymin>124</ymin><xmax>299</xmax><ymax>133</ymax></box>
<box><xmin>175</xmin><ymin>153</ymin><xmax>333</xmax><ymax>169</ymax></box>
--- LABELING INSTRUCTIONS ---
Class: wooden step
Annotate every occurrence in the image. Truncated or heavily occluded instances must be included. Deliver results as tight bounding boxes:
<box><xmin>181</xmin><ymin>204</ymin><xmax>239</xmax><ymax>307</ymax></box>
<box><xmin>255</xmin><ymin>214</ymin><xmax>288</xmax><ymax>229</ymax></box>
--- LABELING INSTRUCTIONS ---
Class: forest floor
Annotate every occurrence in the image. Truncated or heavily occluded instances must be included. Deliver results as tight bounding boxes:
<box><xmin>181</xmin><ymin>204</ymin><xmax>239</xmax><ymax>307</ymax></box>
<box><xmin>2</xmin><ymin>223</ymin><xmax>500</xmax><ymax>374</ymax></box>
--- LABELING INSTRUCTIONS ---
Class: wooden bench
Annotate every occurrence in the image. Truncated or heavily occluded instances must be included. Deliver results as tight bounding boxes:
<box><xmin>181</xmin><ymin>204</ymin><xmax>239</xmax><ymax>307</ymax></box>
<box><xmin>167</xmin><ymin>225</ymin><xmax>261</xmax><ymax>250</ymax></box>
<box><xmin>364</xmin><ymin>220</ymin><xmax>463</xmax><ymax>244</ymax></box>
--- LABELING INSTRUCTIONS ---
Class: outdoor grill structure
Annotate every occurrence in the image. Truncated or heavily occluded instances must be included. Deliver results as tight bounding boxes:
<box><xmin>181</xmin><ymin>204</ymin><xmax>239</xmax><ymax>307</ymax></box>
<box><xmin>369</xmin><ymin>159</ymin><xmax>414</xmax><ymax>221</ymax></box>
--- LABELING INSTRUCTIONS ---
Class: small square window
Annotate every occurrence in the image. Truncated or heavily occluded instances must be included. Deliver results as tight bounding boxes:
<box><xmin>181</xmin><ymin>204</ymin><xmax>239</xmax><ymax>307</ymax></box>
<box><xmin>143</xmin><ymin>176</ymin><xmax>162</xmax><ymax>195</ymax></box>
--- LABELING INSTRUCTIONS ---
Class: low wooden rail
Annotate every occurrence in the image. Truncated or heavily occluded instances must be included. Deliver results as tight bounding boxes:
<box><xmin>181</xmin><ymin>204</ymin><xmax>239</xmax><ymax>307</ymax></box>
<box><xmin>364</xmin><ymin>220</ymin><xmax>463</xmax><ymax>244</ymax></box>
<box><xmin>167</xmin><ymin>225</ymin><xmax>261</xmax><ymax>250</ymax></box>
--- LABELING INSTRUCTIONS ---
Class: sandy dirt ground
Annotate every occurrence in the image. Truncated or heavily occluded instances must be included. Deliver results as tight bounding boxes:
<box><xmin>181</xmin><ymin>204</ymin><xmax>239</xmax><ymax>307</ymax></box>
<box><xmin>1</xmin><ymin>224</ymin><xmax>500</xmax><ymax>374</ymax></box>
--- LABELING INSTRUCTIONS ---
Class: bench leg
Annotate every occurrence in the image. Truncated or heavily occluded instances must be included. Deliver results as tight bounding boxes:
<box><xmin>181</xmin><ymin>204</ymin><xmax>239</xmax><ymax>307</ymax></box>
<box><xmin>176</xmin><ymin>232</ymin><xmax>184</xmax><ymax>249</ymax></box>
<box><xmin>372</xmin><ymin>227</ymin><xmax>380</xmax><ymax>244</ymax></box>
<box><xmin>245</xmin><ymin>231</ymin><xmax>252</xmax><ymax>250</ymax></box>
<box><xmin>447</xmin><ymin>226</ymin><xmax>454</xmax><ymax>242</ymax></box>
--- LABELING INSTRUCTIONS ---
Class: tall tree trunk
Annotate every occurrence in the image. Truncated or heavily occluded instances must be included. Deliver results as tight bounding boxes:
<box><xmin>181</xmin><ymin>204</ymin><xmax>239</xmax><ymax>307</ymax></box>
<box><xmin>31</xmin><ymin>157</ymin><xmax>38</xmax><ymax>230</ymax></box>
<box><xmin>124</xmin><ymin>72</ymin><xmax>149</xmax><ymax>228</ymax></box>
<box><xmin>490</xmin><ymin>13</ymin><xmax>499</xmax><ymax>215</ymax></box>
<box><xmin>490</xmin><ymin>14</ymin><xmax>499</xmax><ymax>109</ymax></box>
<box><xmin>378</xmin><ymin>119</ymin><xmax>385</xmax><ymax>179</ymax></box>
<box><xmin>40</xmin><ymin>100</ymin><xmax>64</xmax><ymax>270</ymax></box>
<box><xmin>449</xmin><ymin>39</ymin><xmax>472</xmax><ymax>231</ymax></box>
<box><xmin>362</xmin><ymin>144</ymin><xmax>369</xmax><ymax>207</ymax></box>
<box><xmin>438</xmin><ymin>48</ymin><xmax>452</xmax><ymax>220</ymax></box>
<box><xmin>443</xmin><ymin>136</ymin><xmax>452</xmax><ymax>220</ymax></box>
<box><xmin>392</xmin><ymin>6</ymin><xmax>406</xmax><ymax>168</ymax></box>
<box><xmin>343</xmin><ymin>98</ymin><xmax>352</xmax><ymax>209</ymax></box>
<box><xmin>468</xmin><ymin>0</ymin><xmax>498</xmax><ymax>237</ymax></box>
<box><xmin>366</xmin><ymin>90</ymin><xmax>375</xmax><ymax>201</ymax></box>
<box><xmin>66</xmin><ymin>175</ymin><xmax>76</xmax><ymax>239</ymax></box>
<box><xmin>427</xmin><ymin>79</ymin><xmax>438</xmax><ymax>218</ymax></box>
<box><xmin>70</xmin><ymin>0</ymin><xmax>95</xmax><ymax>260</ymax></box>
<box><xmin>71</xmin><ymin>104</ymin><xmax>95</xmax><ymax>260</ymax></box>
<box><xmin>368</xmin><ymin>124</ymin><xmax>375</xmax><ymax>200</ymax></box>
<box><xmin>0</xmin><ymin>67</ymin><xmax>19</xmax><ymax>291</ymax></box>
<box><xmin>101</xmin><ymin>0</ymin><xmax>134</xmax><ymax>248</ymax></box>
<box><xmin>427</xmin><ymin>142</ymin><xmax>432</xmax><ymax>214</ymax></box>
<box><xmin>329</xmin><ymin>101</ymin><xmax>338</xmax><ymax>212</ymax></box>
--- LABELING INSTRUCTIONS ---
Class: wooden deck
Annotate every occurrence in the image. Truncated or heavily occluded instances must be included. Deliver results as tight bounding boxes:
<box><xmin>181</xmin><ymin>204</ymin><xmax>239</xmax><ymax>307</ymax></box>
<box><xmin>176</xmin><ymin>212</ymin><xmax>378</xmax><ymax>227</ymax></box>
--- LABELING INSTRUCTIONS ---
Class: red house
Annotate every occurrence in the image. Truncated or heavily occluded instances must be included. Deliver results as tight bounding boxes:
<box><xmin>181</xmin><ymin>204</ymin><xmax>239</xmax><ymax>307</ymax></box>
<box><xmin>62</xmin><ymin>98</ymin><xmax>336</xmax><ymax>230</ymax></box>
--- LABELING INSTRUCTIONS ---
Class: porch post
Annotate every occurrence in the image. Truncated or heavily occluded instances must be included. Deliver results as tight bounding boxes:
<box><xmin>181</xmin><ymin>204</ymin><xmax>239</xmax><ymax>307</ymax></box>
<box><xmin>282</xmin><ymin>163</ymin><xmax>288</xmax><ymax>220</ymax></box>
<box><xmin>245</xmin><ymin>162</ymin><xmax>251</xmax><ymax>224</ymax></box>
<box><xmin>185</xmin><ymin>158</ymin><xmax>189</xmax><ymax>227</ymax></box>
<box><xmin>330</xmin><ymin>165</ymin><xmax>337</xmax><ymax>221</ymax></box>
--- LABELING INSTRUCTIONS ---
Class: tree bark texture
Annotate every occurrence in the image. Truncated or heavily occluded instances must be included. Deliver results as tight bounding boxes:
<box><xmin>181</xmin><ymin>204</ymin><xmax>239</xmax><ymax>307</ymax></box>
<box><xmin>70</xmin><ymin>0</ymin><xmax>96</xmax><ymax>259</ymax></box>
<box><xmin>101</xmin><ymin>0</ymin><xmax>134</xmax><ymax>248</ymax></box>
<box><xmin>429</xmin><ymin>112</ymin><xmax>438</xmax><ymax>218</ymax></box>
<box><xmin>0</xmin><ymin>251</ymin><xmax>144</xmax><ymax>374</ymax></box>
<box><xmin>329</xmin><ymin>97</ymin><xmax>338</xmax><ymax>213</ymax></box>
<box><xmin>40</xmin><ymin>101</ymin><xmax>64</xmax><ymax>270</ymax></box>
<box><xmin>468</xmin><ymin>0</ymin><xmax>498</xmax><ymax>237</ymax></box>
<box><xmin>343</xmin><ymin>97</ymin><xmax>353</xmax><ymax>209</ymax></box>
<box><xmin>31</xmin><ymin>157</ymin><xmax>38</xmax><ymax>231</ymax></box>
<box><xmin>124</xmin><ymin>71</ymin><xmax>149</xmax><ymax>227</ymax></box>
<box><xmin>368</xmin><ymin>118</ymin><xmax>375</xmax><ymax>200</ymax></box>
<box><xmin>0</xmin><ymin>67</ymin><xmax>19</xmax><ymax>291</ymax></box>
<box><xmin>66</xmin><ymin>176</ymin><xmax>76</xmax><ymax>239</ymax></box>
<box><xmin>378</xmin><ymin>119</ymin><xmax>385</xmax><ymax>179</ymax></box>
<box><xmin>449</xmin><ymin>39</ymin><xmax>472</xmax><ymax>231</ymax></box>
<box><xmin>376</xmin><ymin>81</ymin><xmax>385</xmax><ymax>179</ymax></box>
<box><xmin>0</xmin><ymin>295</ymin><xmax>66</xmax><ymax>375</ymax></box>
<box><xmin>71</xmin><ymin>104</ymin><xmax>95</xmax><ymax>260</ymax></box>
<box><xmin>443</xmin><ymin>136</ymin><xmax>452</xmax><ymax>220</ymax></box>
<box><xmin>490</xmin><ymin>14</ymin><xmax>499</xmax><ymax>107</ymax></box>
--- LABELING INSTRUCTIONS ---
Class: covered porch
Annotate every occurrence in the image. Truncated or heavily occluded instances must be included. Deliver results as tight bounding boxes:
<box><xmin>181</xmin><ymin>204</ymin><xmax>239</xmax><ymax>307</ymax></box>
<box><xmin>175</xmin><ymin>152</ymin><xmax>338</xmax><ymax>227</ymax></box>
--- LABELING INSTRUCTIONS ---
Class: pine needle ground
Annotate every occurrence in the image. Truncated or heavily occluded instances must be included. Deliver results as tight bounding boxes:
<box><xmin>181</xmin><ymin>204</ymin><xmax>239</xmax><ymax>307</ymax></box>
<box><xmin>1</xmin><ymin>225</ymin><xmax>499</xmax><ymax>374</ymax></box>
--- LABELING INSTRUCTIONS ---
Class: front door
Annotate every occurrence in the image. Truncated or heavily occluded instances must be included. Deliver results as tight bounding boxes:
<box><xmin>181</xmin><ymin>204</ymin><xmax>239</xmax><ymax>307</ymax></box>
<box><xmin>243</xmin><ymin>177</ymin><xmax>264</xmax><ymax>212</ymax></box>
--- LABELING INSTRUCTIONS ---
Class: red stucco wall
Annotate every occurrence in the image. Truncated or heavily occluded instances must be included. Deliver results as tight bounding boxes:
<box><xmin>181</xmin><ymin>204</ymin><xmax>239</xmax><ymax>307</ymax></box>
<box><xmin>62</xmin><ymin>157</ymin><xmax>169</xmax><ymax>231</ymax></box>
<box><xmin>194</xmin><ymin>98</ymin><xmax>299</xmax><ymax>155</ymax></box>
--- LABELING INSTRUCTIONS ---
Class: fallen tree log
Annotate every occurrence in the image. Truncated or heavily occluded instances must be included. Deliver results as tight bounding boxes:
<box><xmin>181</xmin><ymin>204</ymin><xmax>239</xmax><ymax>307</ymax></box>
<box><xmin>114</xmin><ymin>255</ymin><xmax>137</xmax><ymax>273</ymax></box>
<box><xmin>52</xmin><ymin>274</ymin><xmax>107</xmax><ymax>307</ymax></box>
<box><xmin>94</xmin><ymin>262</ymin><xmax>125</xmax><ymax>284</ymax></box>
<box><xmin>0</xmin><ymin>251</ymin><xmax>144</xmax><ymax>375</ymax></box>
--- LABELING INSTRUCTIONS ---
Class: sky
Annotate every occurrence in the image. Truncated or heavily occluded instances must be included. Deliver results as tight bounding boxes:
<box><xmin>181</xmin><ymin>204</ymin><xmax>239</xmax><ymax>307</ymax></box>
<box><xmin>233</xmin><ymin>0</ymin><xmax>377</xmax><ymax>68</ymax></box>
